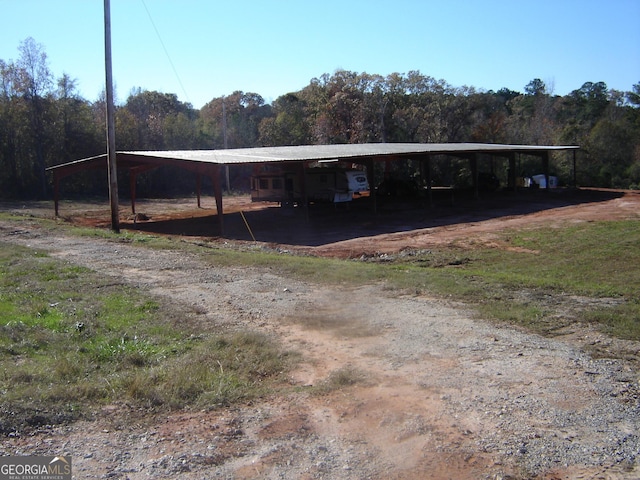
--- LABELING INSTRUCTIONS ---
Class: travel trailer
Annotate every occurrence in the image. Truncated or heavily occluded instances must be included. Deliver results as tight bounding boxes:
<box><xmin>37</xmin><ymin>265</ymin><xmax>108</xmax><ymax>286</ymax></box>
<box><xmin>531</xmin><ymin>174</ymin><xmax>558</xmax><ymax>188</ymax></box>
<box><xmin>251</xmin><ymin>167</ymin><xmax>369</xmax><ymax>205</ymax></box>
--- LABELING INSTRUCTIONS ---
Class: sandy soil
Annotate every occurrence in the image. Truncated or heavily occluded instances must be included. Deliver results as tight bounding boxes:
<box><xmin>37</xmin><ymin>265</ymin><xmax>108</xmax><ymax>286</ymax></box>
<box><xmin>1</xmin><ymin>188</ymin><xmax>639</xmax><ymax>479</ymax></box>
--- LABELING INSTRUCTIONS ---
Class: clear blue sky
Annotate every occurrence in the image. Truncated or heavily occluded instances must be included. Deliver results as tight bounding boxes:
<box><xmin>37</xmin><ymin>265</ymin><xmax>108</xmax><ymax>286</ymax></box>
<box><xmin>1</xmin><ymin>0</ymin><xmax>639</xmax><ymax>109</ymax></box>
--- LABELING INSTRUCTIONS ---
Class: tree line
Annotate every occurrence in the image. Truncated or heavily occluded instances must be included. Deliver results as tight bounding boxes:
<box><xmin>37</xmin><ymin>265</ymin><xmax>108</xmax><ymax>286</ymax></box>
<box><xmin>1</xmin><ymin>37</ymin><xmax>639</xmax><ymax>199</ymax></box>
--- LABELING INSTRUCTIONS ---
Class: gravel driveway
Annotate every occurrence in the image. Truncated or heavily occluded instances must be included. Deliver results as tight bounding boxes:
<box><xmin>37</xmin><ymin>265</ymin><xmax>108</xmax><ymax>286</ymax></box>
<box><xmin>1</xmin><ymin>201</ymin><xmax>639</xmax><ymax>479</ymax></box>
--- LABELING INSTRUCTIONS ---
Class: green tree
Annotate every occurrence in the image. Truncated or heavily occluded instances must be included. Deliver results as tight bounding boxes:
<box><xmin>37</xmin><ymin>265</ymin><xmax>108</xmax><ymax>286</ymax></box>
<box><xmin>164</xmin><ymin>112</ymin><xmax>199</xmax><ymax>150</ymax></box>
<box><xmin>16</xmin><ymin>37</ymin><xmax>54</xmax><ymax>197</ymax></box>
<box><xmin>54</xmin><ymin>74</ymin><xmax>102</xmax><ymax>160</ymax></box>
<box><xmin>320</xmin><ymin>70</ymin><xmax>366</xmax><ymax>143</ymax></box>
<box><xmin>258</xmin><ymin>93</ymin><xmax>311</xmax><ymax>146</ymax></box>
<box><xmin>0</xmin><ymin>59</ymin><xmax>22</xmax><ymax>196</ymax></box>
<box><xmin>627</xmin><ymin>82</ymin><xmax>640</xmax><ymax>107</ymax></box>
<box><xmin>124</xmin><ymin>89</ymin><xmax>195</xmax><ymax>150</ymax></box>
<box><xmin>506</xmin><ymin>79</ymin><xmax>558</xmax><ymax>146</ymax></box>
<box><xmin>568</xmin><ymin>81</ymin><xmax>609</xmax><ymax>125</ymax></box>
<box><xmin>524</xmin><ymin>78</ymin><xmax>546</xmax><ymax>96</ymax></box>
<box><xmin>200</xmin><ymin>91</ymin><xmax>270</xmax><ymax>149</ymax></box>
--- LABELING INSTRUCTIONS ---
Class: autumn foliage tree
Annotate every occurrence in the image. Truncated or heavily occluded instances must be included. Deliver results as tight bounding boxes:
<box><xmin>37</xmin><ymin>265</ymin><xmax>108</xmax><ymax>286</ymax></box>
<box><xmin>1</xmin><ymin>38</ymin><xmax>639</xmax><ymax>197</ymax></box>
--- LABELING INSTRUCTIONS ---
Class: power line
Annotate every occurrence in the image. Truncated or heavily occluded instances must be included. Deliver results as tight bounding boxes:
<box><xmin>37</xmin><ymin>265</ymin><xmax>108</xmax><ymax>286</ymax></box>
<box><xmin>140</xmin><ymin>0</ymin><xmax>191</xmax><ymax>105</ymax></box>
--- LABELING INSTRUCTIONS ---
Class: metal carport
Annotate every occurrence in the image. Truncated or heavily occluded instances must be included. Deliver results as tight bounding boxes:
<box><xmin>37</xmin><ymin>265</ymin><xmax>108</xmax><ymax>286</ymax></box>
<box><xmin>47</xmin><ymin>143</ymin><xmax>579</xmax><ymax>235</ymax></box>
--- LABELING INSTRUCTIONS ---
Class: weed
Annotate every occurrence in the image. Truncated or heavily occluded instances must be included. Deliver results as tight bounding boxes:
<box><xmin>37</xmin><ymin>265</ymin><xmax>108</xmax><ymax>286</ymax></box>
<box><xmin>313</xmin><ymin>366</ymin><xmax>368</xmax><ymax>394</ymax></box>
<box><xmin>1</xmin><ymin>212</ymin><xmax>639</xmax><ymax>436</ymax></box>
<box><xmin>0</xmin><ymin>242</ymin><xmax>294</xmax><ymax>434</ymax></box>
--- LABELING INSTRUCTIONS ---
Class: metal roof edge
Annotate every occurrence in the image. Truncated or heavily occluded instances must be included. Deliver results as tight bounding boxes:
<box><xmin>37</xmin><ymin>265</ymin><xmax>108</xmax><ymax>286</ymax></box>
<box><xmin>48</xmin><ymin>143</ymin><xmax>580</xmax><ymax>169</ymax></box>
<box><xmin>46</xmin><ymin>154</ymin><xmax>107</xmax><ymax>171</ymax></box>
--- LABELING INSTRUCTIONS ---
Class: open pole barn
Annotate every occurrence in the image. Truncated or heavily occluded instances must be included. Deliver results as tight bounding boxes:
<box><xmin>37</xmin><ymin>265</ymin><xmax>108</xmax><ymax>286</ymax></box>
<box><xmin>47</xmin><ymin>143</ymin><xmax>579</xmax><ymax>236</ymax></box>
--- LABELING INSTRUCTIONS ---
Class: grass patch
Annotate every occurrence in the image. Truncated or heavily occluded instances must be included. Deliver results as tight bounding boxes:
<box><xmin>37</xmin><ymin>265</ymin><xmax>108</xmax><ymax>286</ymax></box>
<box><xmin>313</xmin><ymin>366</ymin><xmax>369</xmax><ymax>394</ymax></box>
<box><xmin>0</xmin><ymin>242</ymin><xmax>293</xmax><ymax>435</ymax></box>
<box><xmin>120</xmin><ymin>331</ymin><xmax>293</xmax><ymax>409</ymax></box>
<box><xmin>1</xmin><ymin>211</ymin><xmax>638</xmax><ymax>435</ymax></box>
<box><xmin>391</xmin><ymin>221</ymin><xmax>640</xmax><ymax>339</ymax></box>
<box><xmin>469</xmin><ymin>221</ymin><xmax>640</xmax><ymax>296</ymax></box>
<box><xmin>196</xmin><ymin>220</ymin><xmax>640</xmax><ymax>340</ymax></box>
<box><xmin>583</xmin><ymin>299</ymin><xmax>640</xmax><ymax>339</ymax></box>
<box><xmin>439</xmin><ymin>223</ymin><xmax>635</xmax><ymax>340</ymax></box>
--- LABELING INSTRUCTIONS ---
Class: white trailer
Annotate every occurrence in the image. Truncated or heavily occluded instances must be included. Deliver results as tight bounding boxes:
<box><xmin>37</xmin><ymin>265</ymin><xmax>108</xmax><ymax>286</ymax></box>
<box><xmin>251</xmin><ymin>168</ymin><xmax>369</xmax><ymax>205</ymax></box>
<box><xmin>531</xmin><ymin>174</ymin><xmax>558</xmax><ymax>188</ymax></box>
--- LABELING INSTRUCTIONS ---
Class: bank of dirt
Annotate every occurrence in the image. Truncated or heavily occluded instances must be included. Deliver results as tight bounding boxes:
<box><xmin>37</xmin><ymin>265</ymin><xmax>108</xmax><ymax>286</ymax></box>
<box><xmin>1</xmin><ymin>189</ymin><xmax>639</xmax><ymax>479</ymax></box>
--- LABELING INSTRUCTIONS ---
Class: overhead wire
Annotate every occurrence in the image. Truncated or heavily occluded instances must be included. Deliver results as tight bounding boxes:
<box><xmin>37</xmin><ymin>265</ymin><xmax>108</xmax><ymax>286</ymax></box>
<box><xmin>140</xmin><ymin>0</ymin><xmax>192</xmax><ymax>105</ymax></box>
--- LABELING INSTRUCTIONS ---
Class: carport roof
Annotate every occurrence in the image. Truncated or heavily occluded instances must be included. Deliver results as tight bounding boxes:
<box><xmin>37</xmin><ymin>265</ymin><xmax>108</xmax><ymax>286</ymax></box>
<box><xmin>47</xmin><ymin>142</ymin><xmax>579</xmax><ymax>172</ymax></box>
<box><xmin>47</xmin><ymin>142</ymin><xmax>580</xmax><ymax>235</ymax></box>
<box><xmin>123</xmin><ymin>143</ymin><xmax>579</xmax><ymax>164</ymax></box>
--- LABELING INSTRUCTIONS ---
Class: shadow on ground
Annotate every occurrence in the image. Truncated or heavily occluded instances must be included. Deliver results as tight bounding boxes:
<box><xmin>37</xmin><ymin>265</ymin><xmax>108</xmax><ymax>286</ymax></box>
<box><xmin>123</xmin><ymin>188</ymin><xmax>623</xmax><ymax>247</ymax></box>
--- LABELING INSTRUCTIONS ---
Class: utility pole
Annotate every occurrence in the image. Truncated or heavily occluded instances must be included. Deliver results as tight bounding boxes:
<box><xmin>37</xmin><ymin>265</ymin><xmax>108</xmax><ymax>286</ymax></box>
<box><xmin>104</xmin><ymin>0</ymin><xmax>120</xmax><ymax>232</ymax></box>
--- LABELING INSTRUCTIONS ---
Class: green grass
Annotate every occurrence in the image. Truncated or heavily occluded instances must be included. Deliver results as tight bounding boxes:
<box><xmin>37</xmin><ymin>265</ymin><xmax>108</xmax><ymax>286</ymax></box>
<box><xmin>312</xmin><ymin>366</ymin><xmax>370</xmax><ymax>395</ymax></box>
<box><xmin>0</xmin><ymin>242</ymin><xmax>293</xmax><ymax>434</ymax></box>
<box><xmin>468</xmin><ymin>221</ymin><xmax>639</xmax><ymax>296</ymax></box>
<box><xmin>122</xmin><ymin>331</ymin><xmax>294</xmax><ymax>409</ymax></box>
<box><xmin>4</xmin><ymin>212</ymin><xmax>638</xmax><ymax>340</ymax></box>
<box><xmin>196</xmin><ymin>220</ymin><xmax>640</xmax><ymax>339</ymax></box>
<box><xmin>1</xmin><ymin>211</ymin><xmax>638</xmax><ymax>435</ymax></box>
<box><xmin>451</xmin><ymin>221</ymin><xmax>640</xmax><ymax>338</ymax></box>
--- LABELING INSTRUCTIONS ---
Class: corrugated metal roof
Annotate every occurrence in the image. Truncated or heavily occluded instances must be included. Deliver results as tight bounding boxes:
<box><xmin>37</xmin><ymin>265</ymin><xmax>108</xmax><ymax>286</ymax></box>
<box><xmin>119</xmin><ymin>143</ymin><xmax>579</xmax><ymax>166</ymax></box>
<box><xmin>47</xmin><ymin>143</ymin><xmax>581</xmax><ymax>229</ymax></box>
<box><xmin>47</xmin><ymin>143</ymin><xmax>580</xmax><ymax>173</ymax></box>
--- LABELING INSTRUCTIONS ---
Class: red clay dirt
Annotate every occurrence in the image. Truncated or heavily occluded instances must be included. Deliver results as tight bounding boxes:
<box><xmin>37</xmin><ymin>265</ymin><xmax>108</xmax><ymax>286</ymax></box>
<box><xmin>63</xmin><ymin>188</ymin><xmax>639</xmax><ymax>258</ymax></box>
<box><xmin>2</xmin><ymin>187</ymin><xmax>640</xmax><ymax>480</ymax></box>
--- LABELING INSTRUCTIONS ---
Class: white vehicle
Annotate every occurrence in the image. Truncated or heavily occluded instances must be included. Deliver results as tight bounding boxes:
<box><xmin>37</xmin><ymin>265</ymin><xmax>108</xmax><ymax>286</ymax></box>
<box><xmin>531</xmin><ymin>174</ymin><xmax>558</xmax><ymax>188</ymax></box>
<box><xmin>251</xmin><ymin>167</ymin><xmax>369</xmax><ymax>204</ymax></box>
<box><xmin>344</xmin><ymin>170</ymin><xmax>370</xmax><ymax>193</ymax></box>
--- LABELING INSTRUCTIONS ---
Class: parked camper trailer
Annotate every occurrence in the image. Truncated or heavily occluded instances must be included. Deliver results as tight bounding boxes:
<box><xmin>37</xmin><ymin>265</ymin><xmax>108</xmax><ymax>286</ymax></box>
<box><xmin>250</xmin><ymin>172</ymin><xmax>298</xmax><ymax>203</ymax></box>
<box><xmin>531</xmin><ymin>174</ymin><xmax>558</xmax><ymax>188</ymax></box>
<box><xmin>251</xmin><ymin>168</ymin><xmax>369</xmax><ymax>205</ymax></box>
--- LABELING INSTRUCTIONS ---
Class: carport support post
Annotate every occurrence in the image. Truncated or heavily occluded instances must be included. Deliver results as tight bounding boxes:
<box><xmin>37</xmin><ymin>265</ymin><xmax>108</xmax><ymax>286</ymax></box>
<box><xmin>302</xmin><ymin>161</ymin><xmax>310</xmax><ymax>221</ymax></box>
<box><xmin>508</xmin><ymin>153</ymin><xmax>517</xmax><ymax>191</ymax></box>
<box><xmin>426</xmin><ymin>156</ymin><xmax>433</xmax><ymax>208</ymax></box>
<box><xmin>211</xmin><ymin>165</ymin><xmax>224</xmax><ymax>235</ymax></box>
<box><xmin>53</xmin><ymin>172</ymin><xmax>60</xmax><ymax>217</ymax></box>
<box><xmin>364</xmin><ymin>158</ymin><xmax>376</xmax><ymax>214</ymax></box>
<box><xmin>542</xmin><ymin>152</ymin><xmax>550</xmax><ymax>191</ymax></box>
<box><xmin>419</xmin><ymin>155</ymin><xmax>433</xmax><ymax>209</ymax></box>
<box><xmin>129</xmin><ymin>171</ymin><xmax>137</xmax><ymax>215</ymax></box>
<box><xmin>196</xmin><ymin>174</ymin><xmax>202</xmax><ymax>208</ymax></box>
<box><xmin>470</xmin><ymin>154</ymin><xmax>479</xmax><ymax>199</ymax></box>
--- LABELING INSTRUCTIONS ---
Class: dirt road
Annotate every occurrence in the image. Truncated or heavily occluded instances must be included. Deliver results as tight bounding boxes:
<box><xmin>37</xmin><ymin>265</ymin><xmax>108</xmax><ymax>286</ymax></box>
<box><xmin>1</xmin><ymin>190</ymin><xmax>639</xmax><ymax>479</ymax></box>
